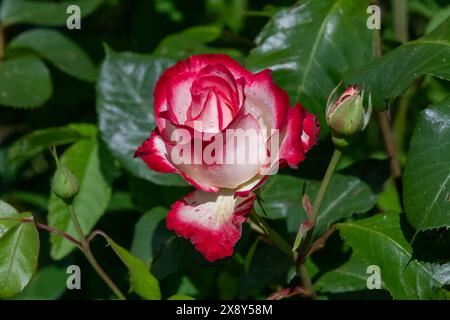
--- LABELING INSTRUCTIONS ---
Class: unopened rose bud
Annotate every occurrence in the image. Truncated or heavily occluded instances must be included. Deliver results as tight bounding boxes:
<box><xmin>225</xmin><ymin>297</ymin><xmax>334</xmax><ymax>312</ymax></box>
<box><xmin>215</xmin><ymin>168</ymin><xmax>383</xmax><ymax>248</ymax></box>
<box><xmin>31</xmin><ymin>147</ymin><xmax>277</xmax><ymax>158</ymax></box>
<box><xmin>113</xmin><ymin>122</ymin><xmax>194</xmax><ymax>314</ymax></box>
<box><xmin>326</xmin><ymin>84</ymin><xmax>372</xmax><ymax>147</ymax></box>
<box><xmin>51</xmin><ymin>165</ymin><xmax>79</xmax><ymax>203</ymax></box>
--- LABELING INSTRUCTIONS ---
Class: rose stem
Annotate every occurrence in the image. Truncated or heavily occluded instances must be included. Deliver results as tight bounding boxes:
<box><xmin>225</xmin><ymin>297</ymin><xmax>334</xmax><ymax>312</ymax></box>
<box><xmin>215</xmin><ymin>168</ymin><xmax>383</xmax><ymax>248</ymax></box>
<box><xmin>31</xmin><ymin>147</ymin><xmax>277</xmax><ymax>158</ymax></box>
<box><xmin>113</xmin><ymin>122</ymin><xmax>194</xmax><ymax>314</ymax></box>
<box><xmin>296</xmin><ymin>148</ymin><xmax>342</xmax><ymax>298</ymax></box>
<box><xmin>250</xmin><ymin>211</ymin><xmax>293</xmax><ymax>259</ymax></box>
<box><xmin>373</xmin><ymin>0</ymin><xmax>403</xmax><ymax>202</ymax></box>
<box><xmin>20</xmin><ymin>217</ymin><xmax>82</xmax><ymax>248</ymax></box>
<box><xmin>69</xmin><ymin>204</ymin><xmax>126</xmax><ymax>300</ymax></box>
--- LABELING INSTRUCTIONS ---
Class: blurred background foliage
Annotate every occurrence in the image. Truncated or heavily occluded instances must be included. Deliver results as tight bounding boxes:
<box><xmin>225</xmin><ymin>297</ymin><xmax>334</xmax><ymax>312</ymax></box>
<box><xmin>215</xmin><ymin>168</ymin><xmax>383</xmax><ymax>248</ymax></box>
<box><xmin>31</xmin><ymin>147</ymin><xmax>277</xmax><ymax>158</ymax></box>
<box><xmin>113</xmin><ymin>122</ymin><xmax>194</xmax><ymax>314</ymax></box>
<box><xmin>0</xmin><ymin>0</ymin><xmax>449</xmax><ymax>300</ymax></box>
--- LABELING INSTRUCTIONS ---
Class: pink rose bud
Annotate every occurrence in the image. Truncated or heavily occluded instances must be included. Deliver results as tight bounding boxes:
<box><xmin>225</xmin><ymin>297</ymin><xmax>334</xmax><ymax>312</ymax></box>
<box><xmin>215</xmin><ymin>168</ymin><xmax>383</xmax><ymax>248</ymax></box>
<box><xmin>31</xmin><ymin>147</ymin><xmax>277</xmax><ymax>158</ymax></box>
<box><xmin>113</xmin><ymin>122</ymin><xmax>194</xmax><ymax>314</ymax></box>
<box><xmin>134</xmin><ymin>54</ymin><xmax>320</xmax><ymax>261</ymax></box>
<box><xmin>326</xmin><ymin>84</ymin><xmax>372</xmax><ymax>147</ymax></box>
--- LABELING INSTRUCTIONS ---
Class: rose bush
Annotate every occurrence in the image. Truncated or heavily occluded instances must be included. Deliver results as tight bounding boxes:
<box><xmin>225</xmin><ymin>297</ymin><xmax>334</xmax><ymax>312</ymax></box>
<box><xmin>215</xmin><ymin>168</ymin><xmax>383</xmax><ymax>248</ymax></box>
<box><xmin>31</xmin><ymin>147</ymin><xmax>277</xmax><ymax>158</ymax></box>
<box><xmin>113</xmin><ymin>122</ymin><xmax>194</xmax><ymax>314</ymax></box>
<box><xmin>1</xmin><ymin>0</ymin><xmax>449</xmax><ymax>301</ymax></box>
<box><xmin>134</xmin><ymin>54</ymin><xmax>319</xmax><ymax>261</ymax></box>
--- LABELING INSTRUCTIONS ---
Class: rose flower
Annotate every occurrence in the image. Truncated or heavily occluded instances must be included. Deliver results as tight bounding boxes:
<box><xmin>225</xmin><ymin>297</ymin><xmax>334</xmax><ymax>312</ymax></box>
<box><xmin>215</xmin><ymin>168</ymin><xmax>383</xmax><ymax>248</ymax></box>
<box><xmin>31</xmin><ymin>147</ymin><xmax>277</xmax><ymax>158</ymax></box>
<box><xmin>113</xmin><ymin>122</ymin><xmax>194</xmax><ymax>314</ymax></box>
<box><xmin>135</xmin><ymin>54</ymin><xmax>319</xmax><ymax>261</ymax></box>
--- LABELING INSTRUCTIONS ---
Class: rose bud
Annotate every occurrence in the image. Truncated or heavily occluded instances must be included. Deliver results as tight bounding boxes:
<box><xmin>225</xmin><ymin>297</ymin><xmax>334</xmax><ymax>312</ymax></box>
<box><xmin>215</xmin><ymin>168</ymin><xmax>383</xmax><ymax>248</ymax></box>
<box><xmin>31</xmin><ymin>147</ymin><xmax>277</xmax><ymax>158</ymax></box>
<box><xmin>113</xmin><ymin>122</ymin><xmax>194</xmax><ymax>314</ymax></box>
<box><xmin>51</xmin><ymin>165</ymin><xmax>80</xmax><ymax>203</ymax></box>
<box><xmin>326</xmin><ymin>84</ymin><xmax>372</xmax><ymax>147</ymax></box>
<box><xmin>135</xmin><ymin>54</ymin><xmax>319</xmax><ymax>261</ymax></box>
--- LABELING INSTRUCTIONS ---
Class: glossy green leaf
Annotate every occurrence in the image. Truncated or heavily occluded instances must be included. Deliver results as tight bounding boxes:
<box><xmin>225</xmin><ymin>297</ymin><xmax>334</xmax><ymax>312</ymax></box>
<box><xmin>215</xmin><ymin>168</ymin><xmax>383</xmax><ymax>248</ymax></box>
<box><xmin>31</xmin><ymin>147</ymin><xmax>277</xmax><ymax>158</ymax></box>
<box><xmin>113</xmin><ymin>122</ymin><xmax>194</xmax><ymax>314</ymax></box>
<box><xmin>8</xmin><ymin>29</ymin><xmax>98</xmax><ymax>82</ymax></box>
<box><xmin>0</xmin><ymin>0</ymin><xmax>104</xmax><ymax>27</ymax></box>
<box><xmin>403</xmin><ymin>97</ymin><xmax>450</xmax><ymax>231</ymax></box>
<box><xmin>256</xmin><ymin>174</ymin><xmax>376</xmax><ymax>238</ymax></box>
<box><xmin>339</xmin><ymin>212</ymin><xmax>449</xmax><ymax>299</ymax></box>
<box><xmin>13</xmin><ymin>266</ymin><xmax>67</xmax><ymax>300</ymax></box>
<box><xmin>107</xmin><ymin>237</ymin><xmax>161</xmax><ymax>300</ymax></box>
<box><xmin>7</xmin><ymin>123</ymin><xmax>97</xmax><ymax>164</ymax></box>
<box><xmin>131</xmin><ymin>207</ymin><xmax>169</xmax><ymax>266</ymax></box>
<box><xmin>96</xmin><ymin>48</ymin><xmax>186</xmax><ymax>186</ymax></box>
<box><xmin>349</xmin><ymin>18</ymin><xmax>450</xmax><ymax>108</ymax></box>
<box><xmin>0</xmin><ymin>200</ymin><xmax>21</xmax><ymax>237</ymax></box>
<box><xmin>314</xmin><ymin>255</ymin><xmax>375</xmax><ymax>293</ymax></box>
<box><xmin>0</xmin><ymin>56</ymin><xmax>52</xmax><ymax>109</ymax></box>
<box><xmin>247</xmin><ymin>0</ymin><xmax>374</xmax><ymax>136</ymax></box>
<box><xmin>0</xmin><ymin>200</ymin><xmax>39</xmax><ymax>298</ymax></box>
<box><xmin>48</xmin><ymin>139</ymin><xmax>112</xmax><ymax>260</ymax></box>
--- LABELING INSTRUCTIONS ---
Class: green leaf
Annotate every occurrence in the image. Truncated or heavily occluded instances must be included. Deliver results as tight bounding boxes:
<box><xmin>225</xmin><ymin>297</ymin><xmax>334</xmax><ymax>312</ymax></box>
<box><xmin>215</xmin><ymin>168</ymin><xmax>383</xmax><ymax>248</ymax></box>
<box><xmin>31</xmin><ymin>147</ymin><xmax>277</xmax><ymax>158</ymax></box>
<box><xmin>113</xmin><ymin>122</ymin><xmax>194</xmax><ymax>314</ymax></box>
<box><xmin>244</xmin><ymin>238</ymin><xmax>260</xmax><ymax>274</ymax></box>
<box><xmin>377</xmin><ymin>180</ymin><xmax>402</xmax><ymax>213</ymax></box>
<box><xmin>151</xmin><ymin>237</ymin><xmax>203</xmax><ymax>280</ymax></box>
<box><xmin>106</xmin><ymin>191</ymin><xmax>135</xmax><ymax>212</ymax></box>
<box><xmin>128</xmin><ymin>177</ymin><xmax>191</xmax><ymax>212</ymax></box>
<box><xmin>314</xmin><ymin>255</ymin><xmax>374</xmax><ymax>293</ymax></box>
<box><xmin>256</xmin><ymin>174</ymin><xmax>376</xmax><ymax>238</ymax></box>
<box><xmin>239</xmin><ymin>242</ymin><xmax>293</xmax><ymax>298</ymax></box>
<box><xmin>12</xmin><ymin>266</ymin><xmax>67</xmax><ymax>300</ymax></box>
<box><xmin>226</xmin><ymin>0</ymin><xmax>248</xmax><ymax>32</ymax></box>
<box><xmin>7</xmin><ymin>123</ymin><xmax>97</xmax><ymax>164</ymax></box>
<box><xmin>107</xmin><ymin>237</ymin><xmax>161</xmax><ymax>300</ymax></box>
<box><xmin>339</xmin><ymin>212</ymin><xmax>449</xmax><ymax>299</ymax></box>
<box><xmin>167</xmin><ymin>294</ymin><xmax>195</xmax><ymax>300</ymax></box>
<box><xmin>154</xmin><ymin>25</ymin><xmax>224</xmax><ymax>60</ymax></box>
<box><xmin>403</xmin><ymin>97</ymin><xmax>450</xmax><ymax>232</ymax></box>
<box><xmin>0</xmin><ymin>200</ymin><xmax>21</xmax><ymax>237</ymax></box>
<box><xmin>8</xmin><ymin>29</ymin><xmax>98</xmax><ymax>82</ymax></box>
<box><xmin>0</xmin><ymin>0</ymin><xmax>104</xmax><ymax>27</ymax></box>
<box><xmin>247</xmin><ymin>0</ymin><xmax>374</xmax><ymax>136</ymax></box>
<box><xmin>96</xmin><ymin>48</ymin><xmax>186</xmax><ymax>186</ymax></box>
<box><xmin>0</xmin><ymin>200</ymin><xmax>39</xmax><ymax>298</ymax></box>
<box><xmin>349</xmin><ymin>18</ymin><xmax>450</xmax><ymax>108</ymax></box>
<box><xmin>0</xmin><ymin>56</ymin><xmax>52</xmax><ymax>109</ymax></box>
<box><xmin>206</xmin><ymin>0</ymin><xmax>247</xmax><ymax>32</ymax></box>
<box><xmin>131</xmin><ymin>207</ymin><xmax>169</xmax><ymax>266</ymax></box>
<box><xmin>217</xmin><ymin>270</ymin><xmax>239</xmax><ymax>299</ymax></box>
<box><xmin>48</xmin><ymin>139</ymin><xmax>112</xmax><ymax>260</ymax></box>
<box><xmin>426</xmin><ymin>5</ymin><xmax>450</xmax><ymax>34</ymax></box>
<box><xmin>154</xmin><ymin>26</ymin><xmax>242</xmax><ymax>60</ymax></box>
<box><xmin>3</xmin><ymin>191</ymin><xmax>48</xmax><ymax>211</ymax></box>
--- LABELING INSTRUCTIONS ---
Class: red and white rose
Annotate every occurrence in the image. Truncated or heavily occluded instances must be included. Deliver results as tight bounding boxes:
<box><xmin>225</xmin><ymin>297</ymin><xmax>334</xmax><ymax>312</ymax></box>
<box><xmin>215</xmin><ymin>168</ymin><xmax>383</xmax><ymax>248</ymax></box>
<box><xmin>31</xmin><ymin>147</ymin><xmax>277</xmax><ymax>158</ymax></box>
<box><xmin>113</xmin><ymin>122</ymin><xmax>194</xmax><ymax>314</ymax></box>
<box><xmin>135</xmin><ymin>54</ymin><xmax>319</xmax><ymax>261</ymax></box>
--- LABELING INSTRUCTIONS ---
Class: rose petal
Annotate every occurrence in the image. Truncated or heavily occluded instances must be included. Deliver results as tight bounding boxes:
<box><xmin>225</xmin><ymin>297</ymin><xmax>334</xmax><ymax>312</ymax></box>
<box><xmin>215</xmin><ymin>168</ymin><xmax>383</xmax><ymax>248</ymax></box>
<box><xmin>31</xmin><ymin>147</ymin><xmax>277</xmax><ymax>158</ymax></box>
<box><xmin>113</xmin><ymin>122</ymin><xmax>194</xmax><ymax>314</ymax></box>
<box><xmin>174</xmin><ymin>112</ymin><xmax>268</xmax><ymax>189</ymax></box>
<box><xmin>190</xmin><ymin>75</ymin><xmax>235</xmax><ymax>114</ymax></box>
<box><xmin>301</xmin><ymin>109</ymin><xmax>320</xmax><ymax>153</ymax></box>
<box><xmin>278</xmin><ymin>103</ymin><xmax>319</xmax><ymax>168</ymax></box>
<box><xmin>154</xmin><ymin>59</ymin><xmax>193</xmax><ymax>131</ymax></box>
<box><xmin>180</xmin><ymin>171</ymin><xmax>220</xmax><ymax>193</ymax></box>
<box><xmin>166</xmin><ymin>72</ymin><xmax>196</xmax><ymax>124</ymax></box>
<box><xmin>186</xmin><ymin>90</ymin><xmax>222</xmax><ymax>133</ymax></box>
<box><xmin>188</xmin><ymin>54</ymin><xmax>252</xmax><ymax>81</ymax></box>
<box><xmin>166</xmin><ymin>190</ymin><xmax>256</xmax><ymax>262</ymax></box>
<box><xmin>134</xmin><ymin>129</ymin><xmax>177</xmax><ymax>173</ymax></box>
<box><xmin>244</xmin><ymin>69</ymin><xmax>289</xmax><ymax>131</ymax></box>
<box><xmin>155</xmin><ymin>55</ymin><xmax>248</xmax><ymax>135</ymax></box>
<box><xmin>235</xmin><ymin>175</ymin><xmax>269</xmax><ymax>197</ymax></box>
